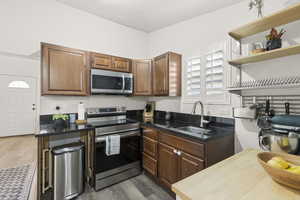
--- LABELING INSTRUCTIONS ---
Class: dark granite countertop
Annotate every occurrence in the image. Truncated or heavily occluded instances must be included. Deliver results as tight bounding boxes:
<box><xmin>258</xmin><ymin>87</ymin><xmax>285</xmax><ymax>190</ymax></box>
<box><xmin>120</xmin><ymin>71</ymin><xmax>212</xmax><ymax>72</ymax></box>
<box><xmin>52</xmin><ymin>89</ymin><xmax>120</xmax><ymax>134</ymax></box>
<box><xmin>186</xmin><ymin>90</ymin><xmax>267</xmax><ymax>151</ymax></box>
<box><xmin>37</xmin><ymin>123</ymin><xmax>95</xmax><ymax>137</ymax></box>
<box><xmin>37</xmin><ymin>110</ymin><xmax>234</xmax><ymax>141</ymax></box>
<box><xmin>128</xmin><ymin>118</ymin><xmax>234</xmax><ymax>142</ymax></box>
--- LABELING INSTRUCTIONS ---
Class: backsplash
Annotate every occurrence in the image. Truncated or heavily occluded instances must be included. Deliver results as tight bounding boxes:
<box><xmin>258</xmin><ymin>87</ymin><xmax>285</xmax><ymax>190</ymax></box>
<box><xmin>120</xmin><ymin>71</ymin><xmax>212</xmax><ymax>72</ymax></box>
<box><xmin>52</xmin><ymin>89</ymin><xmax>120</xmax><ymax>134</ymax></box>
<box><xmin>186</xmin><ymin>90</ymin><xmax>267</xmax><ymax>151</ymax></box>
<box><xmin>126</xmin><ymin>110</ymin><xmax>235</xmax><ymax>127</ymax></box>
<box><xmin>40</xmin><ymin>95</ymin><xmax>147</xmax><ymax>115</ymax></box>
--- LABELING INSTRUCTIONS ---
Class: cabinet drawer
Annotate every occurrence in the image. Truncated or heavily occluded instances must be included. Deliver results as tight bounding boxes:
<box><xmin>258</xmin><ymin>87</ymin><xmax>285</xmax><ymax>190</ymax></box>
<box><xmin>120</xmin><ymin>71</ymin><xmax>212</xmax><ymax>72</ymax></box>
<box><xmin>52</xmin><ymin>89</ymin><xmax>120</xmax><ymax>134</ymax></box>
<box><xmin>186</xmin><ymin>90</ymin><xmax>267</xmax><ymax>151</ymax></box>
<box><xmin>143</xmin><ymin>136</ymin><xmax>157</xmax><ymax>158</ymax></box>
<box><xmin>95</xmin><ymin>57</ymin><xmax>111</xmax><ymax>67</ymax></box>
<box><xmin>112</xmin><ymin>56</ymin><xmax>131</xmax><ymax>72</ymax></box>
<box><xmin>91</xmin><ymin>53</ymin><xmax>112</xmax><ymax>69</ymax></box>
<box><xmin>143</xmin><ymin>128</ymin><xmax>158</xmax><ymax>140</ymax></box>
<box><xmin>159</xmin><ymin>132</ymin><xmax>205</xmax><ymax>158</ymax></box>
<box><xmin>143</xmin><ymin>153</ymin><xmax>157</xmax><ymax>177</ymax></box>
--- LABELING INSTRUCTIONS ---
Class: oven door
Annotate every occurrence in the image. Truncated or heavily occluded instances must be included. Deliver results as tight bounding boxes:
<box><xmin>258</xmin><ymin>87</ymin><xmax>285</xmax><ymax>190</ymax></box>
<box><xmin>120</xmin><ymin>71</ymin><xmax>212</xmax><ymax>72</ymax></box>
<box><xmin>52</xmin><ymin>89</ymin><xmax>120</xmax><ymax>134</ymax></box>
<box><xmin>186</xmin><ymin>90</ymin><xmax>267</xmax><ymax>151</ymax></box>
<box><xmin>94</xmin><ymin>130</ymin><xmax>141</xmax><ymax>175</ymax></box>
<box><xmin>91</xmin><ymin>69</ymin><xmax>133</xmax><ymax>94</ymax></box>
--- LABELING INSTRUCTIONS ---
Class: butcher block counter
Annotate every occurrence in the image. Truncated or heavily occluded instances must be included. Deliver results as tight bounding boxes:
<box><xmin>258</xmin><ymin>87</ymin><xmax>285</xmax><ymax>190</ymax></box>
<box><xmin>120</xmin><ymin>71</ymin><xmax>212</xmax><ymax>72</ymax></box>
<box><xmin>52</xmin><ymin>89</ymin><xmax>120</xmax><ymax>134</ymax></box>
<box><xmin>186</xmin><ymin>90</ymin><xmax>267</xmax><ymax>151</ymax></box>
<box><xmin>172</xmin><ymin>149</ymin><xmax>300</xmax><ymax>200</ymax></box>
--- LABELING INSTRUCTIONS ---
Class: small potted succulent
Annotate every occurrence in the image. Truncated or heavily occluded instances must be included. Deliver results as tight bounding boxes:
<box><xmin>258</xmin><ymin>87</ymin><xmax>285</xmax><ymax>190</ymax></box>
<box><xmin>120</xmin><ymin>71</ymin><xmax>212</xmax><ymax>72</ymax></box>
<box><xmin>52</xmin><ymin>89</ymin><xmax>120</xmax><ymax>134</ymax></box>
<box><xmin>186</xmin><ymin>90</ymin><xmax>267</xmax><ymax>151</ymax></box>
<box><xmin>52</xmin><ymin>114</ymin><xmax>69</xmax><ymax>128</ymax></box>
<box><xmin>266</xmin><ymin>28</ymin><xmax>286</xmax><ymax>51</ymax></box>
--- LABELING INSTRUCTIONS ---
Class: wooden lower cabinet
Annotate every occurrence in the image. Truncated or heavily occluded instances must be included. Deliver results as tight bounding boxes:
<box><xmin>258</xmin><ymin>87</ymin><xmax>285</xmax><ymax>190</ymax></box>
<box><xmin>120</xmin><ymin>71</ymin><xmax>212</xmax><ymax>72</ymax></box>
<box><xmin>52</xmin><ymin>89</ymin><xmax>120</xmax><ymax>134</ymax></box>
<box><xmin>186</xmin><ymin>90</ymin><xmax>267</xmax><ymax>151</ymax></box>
<box><xmin>143</xmin><ymin>128</ymin><xmax>159</xmax><ymax>177</ymax></box>
<box><xmin>157</xmin><ymin>142</ymin><xmax>204</xmax><ymax>188</ymax></box>
<box><xmin>143</xmin><ymin>152</ymin><xmax>157</xmax><ymax>177</ymax></box>
<box><xmin>179</xmin><ymin>152</ymin><xmax>204</xmax><ymax>180</ymax></box>
<box><xmin>142</xmin><ymin>127</ymin><xmax>234</xmax><ymax>192</ymax></box>
<box><xmin>143</xmin><ymin>136</ymin><xmax>157</xmax><ymax>158</ymax></box>
<box><xmin>158</xmin><ymin>143</ymin><xmax>179</xmax><ymax>188</ymax></box>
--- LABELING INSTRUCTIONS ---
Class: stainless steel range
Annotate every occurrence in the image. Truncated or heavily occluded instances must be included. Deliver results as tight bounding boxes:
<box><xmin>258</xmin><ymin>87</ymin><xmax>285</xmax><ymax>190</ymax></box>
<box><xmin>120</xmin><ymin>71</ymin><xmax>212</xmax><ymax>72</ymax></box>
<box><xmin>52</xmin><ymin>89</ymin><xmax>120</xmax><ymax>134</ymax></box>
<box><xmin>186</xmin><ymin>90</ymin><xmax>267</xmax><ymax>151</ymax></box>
<box><xmin>86</xmin><ymin>107</ymin><xmax>141</xmax><ymax>191</ymax></box>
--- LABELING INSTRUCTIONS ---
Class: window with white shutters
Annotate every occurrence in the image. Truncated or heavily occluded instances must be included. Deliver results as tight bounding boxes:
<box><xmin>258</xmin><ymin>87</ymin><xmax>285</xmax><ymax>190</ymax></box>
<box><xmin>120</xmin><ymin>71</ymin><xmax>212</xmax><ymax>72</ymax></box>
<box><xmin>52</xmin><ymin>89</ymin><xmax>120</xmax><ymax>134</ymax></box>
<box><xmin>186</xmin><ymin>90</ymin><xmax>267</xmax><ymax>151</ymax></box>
<box><xmin>186</xmin><ymin>58</ymin><xmax>201</xmax><ymax>96</ymax></box>
<box><xmin>205</xmin><ymin>50</ymin><xmax>224</xmax><ymax>95</ymax></box>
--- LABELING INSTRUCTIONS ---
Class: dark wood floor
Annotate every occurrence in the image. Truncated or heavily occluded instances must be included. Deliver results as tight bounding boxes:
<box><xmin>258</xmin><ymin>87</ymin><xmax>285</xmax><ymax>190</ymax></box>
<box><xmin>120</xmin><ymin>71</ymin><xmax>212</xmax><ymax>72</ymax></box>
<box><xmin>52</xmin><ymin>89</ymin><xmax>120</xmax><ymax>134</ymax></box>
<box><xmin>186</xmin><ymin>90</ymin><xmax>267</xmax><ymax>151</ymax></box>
<box><xmin>78</xmin><ymin>174</ymin><xmax>174</xmax><ymax>200</ymax></box>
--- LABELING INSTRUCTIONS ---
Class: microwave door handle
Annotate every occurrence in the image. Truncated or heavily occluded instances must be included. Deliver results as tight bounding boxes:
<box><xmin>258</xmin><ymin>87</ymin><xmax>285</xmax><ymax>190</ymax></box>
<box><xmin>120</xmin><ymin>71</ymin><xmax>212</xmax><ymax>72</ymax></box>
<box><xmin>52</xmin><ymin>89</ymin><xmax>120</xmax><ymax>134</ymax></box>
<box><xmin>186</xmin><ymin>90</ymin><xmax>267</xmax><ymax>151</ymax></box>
<box><xmin>122</xmin><ymin>75</ymin><xmax>125</xmax><ymax>93</ymax></box>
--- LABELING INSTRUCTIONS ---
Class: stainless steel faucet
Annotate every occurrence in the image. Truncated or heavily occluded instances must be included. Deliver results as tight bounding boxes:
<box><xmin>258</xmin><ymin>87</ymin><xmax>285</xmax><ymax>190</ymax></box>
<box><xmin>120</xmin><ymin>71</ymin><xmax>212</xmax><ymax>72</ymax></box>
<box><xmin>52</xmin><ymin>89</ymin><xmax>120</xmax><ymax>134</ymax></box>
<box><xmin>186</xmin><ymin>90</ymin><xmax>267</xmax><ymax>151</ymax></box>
<box><xmin>192</xmin><ymin>101</ymin><xmax>204</xmax><ymax>127</ymax></box>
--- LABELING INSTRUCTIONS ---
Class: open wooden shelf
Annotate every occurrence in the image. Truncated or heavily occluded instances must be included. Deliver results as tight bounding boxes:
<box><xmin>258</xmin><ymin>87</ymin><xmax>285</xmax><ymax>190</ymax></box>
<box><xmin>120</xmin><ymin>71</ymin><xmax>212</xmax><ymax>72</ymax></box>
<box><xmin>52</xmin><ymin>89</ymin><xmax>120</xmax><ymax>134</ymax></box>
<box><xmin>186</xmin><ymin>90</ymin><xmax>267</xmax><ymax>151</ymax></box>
<box><xmin>228</xmin><ymin>44</ymin><xmax>300</xmax><ymax>65</ymax></box>
<box><xmin>229</xmin><ymin>3</ymin><xmax>300</xmax><ymax>40</ymax></box>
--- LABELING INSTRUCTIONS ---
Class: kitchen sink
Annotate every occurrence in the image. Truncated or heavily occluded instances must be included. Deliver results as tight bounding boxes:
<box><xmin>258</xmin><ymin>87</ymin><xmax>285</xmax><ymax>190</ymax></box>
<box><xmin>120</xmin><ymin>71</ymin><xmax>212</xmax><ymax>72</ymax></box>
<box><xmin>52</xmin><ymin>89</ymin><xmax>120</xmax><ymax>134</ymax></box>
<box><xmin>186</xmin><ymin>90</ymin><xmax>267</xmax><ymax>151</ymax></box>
<box><xmin>176</xmin><ymin>126</ymin><xmax>212</xmax><ymax>135</ymax></box>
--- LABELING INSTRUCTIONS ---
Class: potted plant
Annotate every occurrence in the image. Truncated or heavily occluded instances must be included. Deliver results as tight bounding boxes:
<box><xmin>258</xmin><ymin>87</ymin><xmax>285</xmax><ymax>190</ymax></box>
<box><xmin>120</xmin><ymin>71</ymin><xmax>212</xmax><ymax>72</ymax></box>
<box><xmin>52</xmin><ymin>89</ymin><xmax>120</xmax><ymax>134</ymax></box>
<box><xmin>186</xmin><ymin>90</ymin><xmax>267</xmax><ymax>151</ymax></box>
<box><xmin>52</xmin><ymin>114</ymin><xmax>69</xmax><ymax>128</ymax></box>
<box><xmin>266</xmin><ymin>28</ymin><xmax>286</xmax><ymax>51</ymax></box>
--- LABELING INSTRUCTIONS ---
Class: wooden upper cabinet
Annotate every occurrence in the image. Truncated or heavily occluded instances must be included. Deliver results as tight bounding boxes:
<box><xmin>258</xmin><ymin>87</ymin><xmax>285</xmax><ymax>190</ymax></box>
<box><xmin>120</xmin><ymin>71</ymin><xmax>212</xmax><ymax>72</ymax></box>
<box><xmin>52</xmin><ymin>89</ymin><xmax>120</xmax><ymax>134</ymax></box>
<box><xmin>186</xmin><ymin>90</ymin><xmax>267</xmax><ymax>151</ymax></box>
<box><xmin>153</xmin><ymin>54</ymin><xmax>168</xmax><ymax>96</ymax></box>
<box><xmin>132</xmin><ymin>60</ymin><xmax>152</xmax><ymax>96</ymax></box>
<box><xmin>90</xmin><ymin>53</ymin><xmax>131</xmax><ymax>73</ymax></box>
<box><xmin>168</xmin><ymin>52</ymin><xmax>182</xmax><ymax>96</ymax></box>
<box><xmin>153</xmin><ymin>52</ymin><xmax>182</xmax><ymax>96</ymax></box>
<box><xmin>41</xmin><ymin>43</ymin><xmax>89</xmax><ymax>96</ymax></box>
<box><xmin>91</xmin><ymin>52</ymin><xmax>112</xmax><ymax>70</ymax></box>
<box><xmin>112</xmin><ymin>56</ymin><xmax>131</xmax><ymax>72</ymax></box>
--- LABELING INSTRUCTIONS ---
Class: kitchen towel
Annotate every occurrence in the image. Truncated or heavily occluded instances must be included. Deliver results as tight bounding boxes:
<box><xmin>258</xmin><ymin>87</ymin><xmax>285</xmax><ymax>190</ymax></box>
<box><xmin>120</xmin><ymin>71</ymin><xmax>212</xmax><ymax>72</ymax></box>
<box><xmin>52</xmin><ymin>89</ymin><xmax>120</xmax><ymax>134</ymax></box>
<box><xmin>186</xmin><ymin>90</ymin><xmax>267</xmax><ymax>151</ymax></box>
<box><xmin>105</xmin><ymin>135</ymin><xmax>120</xmax><ymax>156</ymax></box>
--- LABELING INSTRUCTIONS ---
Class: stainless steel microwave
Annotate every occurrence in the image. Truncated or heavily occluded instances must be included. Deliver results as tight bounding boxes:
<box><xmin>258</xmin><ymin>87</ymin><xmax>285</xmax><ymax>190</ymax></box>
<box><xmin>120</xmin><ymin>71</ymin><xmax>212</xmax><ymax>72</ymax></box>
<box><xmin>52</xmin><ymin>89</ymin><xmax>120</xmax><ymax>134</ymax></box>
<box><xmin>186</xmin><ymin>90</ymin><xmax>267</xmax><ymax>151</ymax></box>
<box><xmin>91</xmin><ymin>69</ymin><xmax>133</xmax><ymax>94</ymax></box>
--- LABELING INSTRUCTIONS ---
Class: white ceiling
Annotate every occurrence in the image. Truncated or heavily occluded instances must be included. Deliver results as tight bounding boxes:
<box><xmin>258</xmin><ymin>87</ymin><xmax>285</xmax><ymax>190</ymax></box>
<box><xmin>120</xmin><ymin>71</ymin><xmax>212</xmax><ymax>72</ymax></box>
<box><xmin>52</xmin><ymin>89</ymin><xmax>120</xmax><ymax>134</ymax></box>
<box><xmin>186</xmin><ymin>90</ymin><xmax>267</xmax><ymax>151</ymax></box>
<box><xmin>56</xmin><ymin>0</ymin><xmax>245</xmax><ymax>32</ymax></box>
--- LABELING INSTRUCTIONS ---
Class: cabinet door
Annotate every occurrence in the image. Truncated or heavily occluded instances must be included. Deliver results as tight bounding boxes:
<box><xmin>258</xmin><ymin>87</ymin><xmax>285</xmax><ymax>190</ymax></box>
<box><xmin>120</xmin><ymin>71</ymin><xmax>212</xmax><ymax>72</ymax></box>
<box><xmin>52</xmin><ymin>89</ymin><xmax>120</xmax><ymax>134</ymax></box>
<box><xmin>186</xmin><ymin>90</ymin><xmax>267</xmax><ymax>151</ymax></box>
<box><xmin>158</xmin><ymin>143</ymin><xmax>179</xmax><ymax>188</ymax></box>
<box><xmin>112</xmin><ymin>56</ymin><xmax>131</xmax><ymax>72</ymax></box>
<box><xmin>179</xmin><ymin>151</ymin><xmax>204</xmax><ymax>180</ymax></box>
<box><xmin>91</xmin><ymin>52</ymin><xmax>112</xmax><ymax>70</ymax></box>
<box><xmin>168</xmin><ymin>52</ymin><xmax>182</xmax><ymax>96</ymax></box>
<box><xmin>153</xmin><ymin>54</ymin><xmax>169</xmax><ymax>96</ymax></box>
<box><xmin>132</xmin><ymin>60</ymin><xmax>152</xmax><ymax>95</ymax></box>
<box><xmin>41</xmin><ymin>43</ymin><xmax>89</xmax><ymax>96</ymax></box>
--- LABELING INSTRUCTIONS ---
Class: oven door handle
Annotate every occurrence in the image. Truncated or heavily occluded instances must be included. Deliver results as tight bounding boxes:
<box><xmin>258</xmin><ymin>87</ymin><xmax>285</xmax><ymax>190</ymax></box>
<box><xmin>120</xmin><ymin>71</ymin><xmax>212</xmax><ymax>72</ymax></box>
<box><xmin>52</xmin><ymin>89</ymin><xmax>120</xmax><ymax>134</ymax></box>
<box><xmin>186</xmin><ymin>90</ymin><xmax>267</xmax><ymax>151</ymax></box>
<box><xmin>95</xmin><ymin>130</ymin><xmax>140</xmax><ymax>143</ymax></box>
<box><xmin>96</xmin><ymin>128</ymin><xmax>139</xmax><ymax>136</ymax></box>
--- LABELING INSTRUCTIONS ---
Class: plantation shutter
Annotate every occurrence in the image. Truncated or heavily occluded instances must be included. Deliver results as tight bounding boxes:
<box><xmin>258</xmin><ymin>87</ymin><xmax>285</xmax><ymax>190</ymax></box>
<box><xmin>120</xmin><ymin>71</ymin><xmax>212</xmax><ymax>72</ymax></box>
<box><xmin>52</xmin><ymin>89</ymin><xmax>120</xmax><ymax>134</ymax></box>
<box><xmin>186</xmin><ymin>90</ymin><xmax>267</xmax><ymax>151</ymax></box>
<box><xmin>186</xmin><ymin>58</ymin><xmax>201</xmax><ymax>96</ymax></box>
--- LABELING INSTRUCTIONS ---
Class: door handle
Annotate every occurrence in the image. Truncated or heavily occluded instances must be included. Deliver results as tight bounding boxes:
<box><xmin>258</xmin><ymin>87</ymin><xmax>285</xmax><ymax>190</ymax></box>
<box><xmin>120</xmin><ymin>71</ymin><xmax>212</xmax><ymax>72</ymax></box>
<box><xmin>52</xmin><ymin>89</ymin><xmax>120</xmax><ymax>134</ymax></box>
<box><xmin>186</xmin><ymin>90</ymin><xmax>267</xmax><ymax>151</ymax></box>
<box><xmin>177</xmin><ymin>151</ymin><xmax>182</xmax><ymax>156</ymax></box>
<box><xmin>173</xmin><ymin>149</ymin><xmax>178</xmax><ymax>154</ymax></box>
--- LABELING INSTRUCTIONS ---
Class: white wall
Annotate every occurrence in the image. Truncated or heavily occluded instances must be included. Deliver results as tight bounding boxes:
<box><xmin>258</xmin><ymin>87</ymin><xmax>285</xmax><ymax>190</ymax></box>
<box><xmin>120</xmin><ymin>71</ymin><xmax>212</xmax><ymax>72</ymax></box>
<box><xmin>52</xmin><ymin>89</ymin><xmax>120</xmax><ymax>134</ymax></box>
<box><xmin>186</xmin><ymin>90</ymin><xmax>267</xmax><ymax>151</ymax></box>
<box><xmin>0</xmin><ymin>0</ymin><xmax>149</xmax><ymax>116</ymax></box>
<box><xmin>148</xmin><ymin>0</ymin><xmax>300</xmax><ymax>152</ymax></box>
<box><xmin>2</xmin><ymin>0</ymin><xmax>300</xmax><ymax>149</ymax></box>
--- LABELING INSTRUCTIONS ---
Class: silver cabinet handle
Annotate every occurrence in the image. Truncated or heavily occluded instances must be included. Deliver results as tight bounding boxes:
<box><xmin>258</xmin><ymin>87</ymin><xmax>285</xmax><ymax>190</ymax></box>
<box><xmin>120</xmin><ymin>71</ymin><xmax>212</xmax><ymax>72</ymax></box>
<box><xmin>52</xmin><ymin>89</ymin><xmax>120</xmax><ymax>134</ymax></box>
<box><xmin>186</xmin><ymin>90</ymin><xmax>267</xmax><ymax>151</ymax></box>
<box><xmin>42</xmin><ymin>149</ymin><xmax>52</xmax><ymax>194</ymax></box>
<box><xmin>173</xmin><ymin>149</ymin><xmax>178</xmax><ymax>154</ymax></box>
<box><xmin>177</xmin><ymin>151</ymin><xmax>182</xmax><ymax>156</ymax></box>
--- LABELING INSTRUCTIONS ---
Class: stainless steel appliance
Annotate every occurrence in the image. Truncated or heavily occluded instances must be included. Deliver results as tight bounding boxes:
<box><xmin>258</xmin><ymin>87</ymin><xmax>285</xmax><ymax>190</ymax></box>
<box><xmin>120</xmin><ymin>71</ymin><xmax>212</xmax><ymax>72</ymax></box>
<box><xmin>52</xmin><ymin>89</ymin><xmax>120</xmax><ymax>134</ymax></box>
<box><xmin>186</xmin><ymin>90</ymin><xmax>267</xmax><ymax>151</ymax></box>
<box><xmin>259</xmin><ymin>115</ymin><xmax>300</xmax><ymax>155</ymax></box>
<box><xmin>52</xmin><ymin>143</ymin><xmax>84</xmax><ymax>200</ymax></box>
<box><xmin>91</xmin><ymin>69</ymin><xmax>133</xmax><ymax>94</ymax></box>
<box><xmin>86</xmin><ymin>107</ymin><xmax>141</xmax><ymax>191</ymax></box>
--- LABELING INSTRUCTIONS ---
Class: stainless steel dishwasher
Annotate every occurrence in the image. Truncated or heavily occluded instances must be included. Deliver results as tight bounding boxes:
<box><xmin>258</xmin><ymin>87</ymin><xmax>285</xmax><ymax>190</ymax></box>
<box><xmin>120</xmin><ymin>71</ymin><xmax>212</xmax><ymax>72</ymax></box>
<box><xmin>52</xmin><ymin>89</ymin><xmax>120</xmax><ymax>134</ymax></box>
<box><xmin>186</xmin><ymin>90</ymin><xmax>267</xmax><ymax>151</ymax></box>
<box><xmin>52</xmin><ymin>142</ymin><xmax>84</xmax><ymax>200</ymax></box>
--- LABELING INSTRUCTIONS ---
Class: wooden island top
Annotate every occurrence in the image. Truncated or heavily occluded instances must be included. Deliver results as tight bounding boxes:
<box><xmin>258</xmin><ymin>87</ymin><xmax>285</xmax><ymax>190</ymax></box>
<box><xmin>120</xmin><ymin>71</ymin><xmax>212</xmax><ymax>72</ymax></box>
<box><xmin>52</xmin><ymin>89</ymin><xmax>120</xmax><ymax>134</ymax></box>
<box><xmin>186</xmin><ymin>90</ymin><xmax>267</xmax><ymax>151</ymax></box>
<box><xmin>172</xmin><ymin>149</ymin><xmax>300</xmax><ymax>200</ymax></box>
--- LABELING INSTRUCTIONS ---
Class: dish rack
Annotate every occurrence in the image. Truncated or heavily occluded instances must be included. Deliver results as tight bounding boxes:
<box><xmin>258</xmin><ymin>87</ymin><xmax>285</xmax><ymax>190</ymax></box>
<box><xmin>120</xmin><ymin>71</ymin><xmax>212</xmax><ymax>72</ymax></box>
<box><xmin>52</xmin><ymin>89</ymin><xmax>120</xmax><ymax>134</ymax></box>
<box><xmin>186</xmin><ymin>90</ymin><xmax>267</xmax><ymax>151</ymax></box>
<box><xmin>227</xmin><ymin>76</ymin><xmax>300</xmax><ymax>92</ymax></box>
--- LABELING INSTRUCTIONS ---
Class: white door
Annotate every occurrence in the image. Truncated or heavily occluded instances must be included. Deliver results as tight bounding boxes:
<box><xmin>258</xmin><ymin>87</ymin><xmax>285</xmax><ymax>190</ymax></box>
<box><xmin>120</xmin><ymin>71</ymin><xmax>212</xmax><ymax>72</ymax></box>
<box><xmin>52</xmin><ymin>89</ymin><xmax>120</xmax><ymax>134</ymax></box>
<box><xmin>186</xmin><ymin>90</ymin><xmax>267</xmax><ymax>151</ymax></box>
<box><xmin>0</xmin><ymin>75</ymin><xmax>37</xmax><ymax>137</ymax></box>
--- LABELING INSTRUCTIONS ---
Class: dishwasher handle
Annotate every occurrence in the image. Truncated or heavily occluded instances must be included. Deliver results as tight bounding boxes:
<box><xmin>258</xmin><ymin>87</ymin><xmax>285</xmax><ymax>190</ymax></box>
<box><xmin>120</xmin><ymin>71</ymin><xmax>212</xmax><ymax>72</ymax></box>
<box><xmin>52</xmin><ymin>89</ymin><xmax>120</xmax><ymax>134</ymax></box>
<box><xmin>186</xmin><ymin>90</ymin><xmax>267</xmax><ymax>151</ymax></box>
<box><xmin>95</xmin><ymin>130</ymin><xmax>140</xmax><ymax>143</ymax></box>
